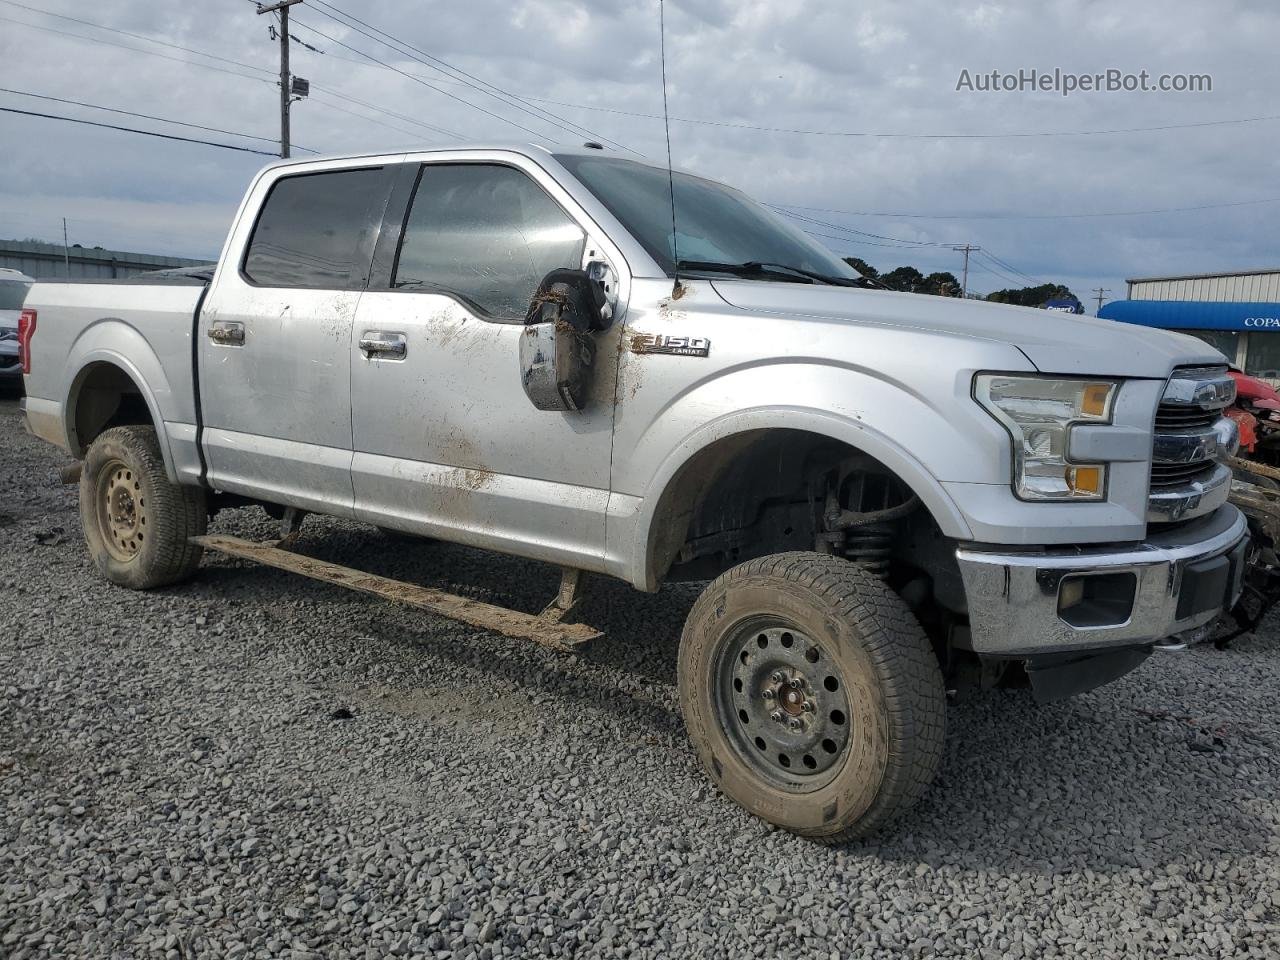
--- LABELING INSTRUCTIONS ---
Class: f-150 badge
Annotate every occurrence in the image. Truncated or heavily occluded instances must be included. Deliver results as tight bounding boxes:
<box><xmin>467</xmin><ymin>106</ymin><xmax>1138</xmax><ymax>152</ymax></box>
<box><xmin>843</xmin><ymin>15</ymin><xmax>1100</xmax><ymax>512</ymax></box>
<box><xmin>630</xmin><ymin>333</ymin><xmax>711</xmax><ymax>357</ymax></box>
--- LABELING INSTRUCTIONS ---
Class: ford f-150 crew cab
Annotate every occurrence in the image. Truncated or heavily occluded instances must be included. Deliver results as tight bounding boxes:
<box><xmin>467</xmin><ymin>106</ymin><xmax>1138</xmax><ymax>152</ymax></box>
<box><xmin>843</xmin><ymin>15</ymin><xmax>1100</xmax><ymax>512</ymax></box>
<box><xmin>19</xmin><ymin>144</ymin><xmax>1247</xmax><ymax>841</ymax></box>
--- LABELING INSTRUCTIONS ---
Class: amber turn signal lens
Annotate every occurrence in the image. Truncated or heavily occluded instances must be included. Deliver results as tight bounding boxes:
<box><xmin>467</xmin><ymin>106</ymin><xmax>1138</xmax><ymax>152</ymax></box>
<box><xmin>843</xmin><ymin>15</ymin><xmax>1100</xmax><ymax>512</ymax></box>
<box><xmin>1081</xmin><ymin>383</ymin><xmax>1112</xmax><ymax>418</ymax></box>
<box><xmin>1067</xmin><ymin>465</ymin><xmax>1103</xmax><ymax>496</ymax></box>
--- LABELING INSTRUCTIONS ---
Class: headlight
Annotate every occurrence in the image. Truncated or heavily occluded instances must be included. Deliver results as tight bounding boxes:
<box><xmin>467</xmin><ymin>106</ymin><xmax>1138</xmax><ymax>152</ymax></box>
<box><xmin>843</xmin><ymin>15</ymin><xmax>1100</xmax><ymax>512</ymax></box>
<box><xmin>974</xmin><ymin>374</ymin><xmax>1118</xmax><ymax>501</ymax></box>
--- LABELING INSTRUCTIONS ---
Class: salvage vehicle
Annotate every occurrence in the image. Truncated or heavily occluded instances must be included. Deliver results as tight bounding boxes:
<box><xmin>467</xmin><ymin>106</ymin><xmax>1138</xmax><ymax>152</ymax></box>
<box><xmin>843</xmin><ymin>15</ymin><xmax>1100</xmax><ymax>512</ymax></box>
<box><xmin>18</xmin><ymin>145</ymin><xmax>1248</xmax><ymax>841</ymax></box>
<box><xmin>0</xmin><ymin>268</ymin><xmax>34</xmax><ymax>393</ymax></box>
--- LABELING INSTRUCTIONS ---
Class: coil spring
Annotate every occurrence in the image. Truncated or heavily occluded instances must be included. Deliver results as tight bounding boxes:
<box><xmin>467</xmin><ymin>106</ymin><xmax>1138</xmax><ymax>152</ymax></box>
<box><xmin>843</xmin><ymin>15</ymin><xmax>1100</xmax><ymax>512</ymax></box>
<box><xmin>843</xmin><ymin>523</ymin><xmax>893</xmax><ymax>577</ymax></box>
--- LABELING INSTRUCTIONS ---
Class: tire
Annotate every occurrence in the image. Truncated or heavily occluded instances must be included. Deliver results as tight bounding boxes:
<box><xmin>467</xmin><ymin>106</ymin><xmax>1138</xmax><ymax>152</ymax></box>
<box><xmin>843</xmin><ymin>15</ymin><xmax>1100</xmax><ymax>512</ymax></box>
<box><xmin>677</xmin><ymin>551</ymin><xmax>945</xmax><ymax>842</ymax></box>
<box><xmin>79</xmin><ymin>425</ymin><xmax>207</xmax><ymax>589</ymax></box>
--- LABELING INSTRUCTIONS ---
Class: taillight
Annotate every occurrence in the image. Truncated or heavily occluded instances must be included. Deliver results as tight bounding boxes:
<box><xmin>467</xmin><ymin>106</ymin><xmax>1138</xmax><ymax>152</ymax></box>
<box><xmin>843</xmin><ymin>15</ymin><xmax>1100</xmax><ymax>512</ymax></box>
<box><xmin>18</xmin><ymin>308</ymin><xmax>35</xmax><ymax>375</ymax></box>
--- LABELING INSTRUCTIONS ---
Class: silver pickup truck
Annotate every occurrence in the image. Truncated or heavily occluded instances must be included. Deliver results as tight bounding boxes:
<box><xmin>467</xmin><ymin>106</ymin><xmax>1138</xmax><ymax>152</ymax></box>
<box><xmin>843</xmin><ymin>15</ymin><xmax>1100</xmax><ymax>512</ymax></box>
<box><xmin>20</xmin><ymin>144</ymin><xmax>1246</xmax><ymax>841</ymax></box>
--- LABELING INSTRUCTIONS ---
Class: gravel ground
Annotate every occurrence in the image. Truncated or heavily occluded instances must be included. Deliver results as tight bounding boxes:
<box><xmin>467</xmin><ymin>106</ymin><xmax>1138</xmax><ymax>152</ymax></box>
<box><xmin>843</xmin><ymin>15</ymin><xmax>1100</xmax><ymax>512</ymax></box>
<box><xmin>2</xmin><ymin>396</ymin><xmax>1280</xmax><ymax>959</ymax></box>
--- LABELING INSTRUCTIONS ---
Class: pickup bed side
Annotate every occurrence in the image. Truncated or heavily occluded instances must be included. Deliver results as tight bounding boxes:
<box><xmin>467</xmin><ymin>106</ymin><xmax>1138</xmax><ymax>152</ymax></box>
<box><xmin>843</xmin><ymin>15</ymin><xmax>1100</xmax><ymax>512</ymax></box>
<box><xmin>22</xmin><ymin>277</ymin><xmax>208</xmax><ymax>486</ymax></box>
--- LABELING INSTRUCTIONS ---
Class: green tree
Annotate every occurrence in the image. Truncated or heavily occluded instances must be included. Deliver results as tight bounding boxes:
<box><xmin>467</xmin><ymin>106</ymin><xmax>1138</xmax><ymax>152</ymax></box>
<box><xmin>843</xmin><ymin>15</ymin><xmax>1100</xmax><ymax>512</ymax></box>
<box><xmin>985</xmin><ymin>283</ymin><xmax>1076</xmax><ymax>307</ymax></box>
<box><xmin>842</xmin><ymin>256</ymin><xmax>878</xmax><ymax>280</ymax></box>
<box><xmin>923</xmin><ymin>271</ymin><xmax>961</xmax><ymax>297</ymax></box>
<box><xmin>881</xmin><ymin>266</ymin><xmax>926</xmax><ymax>292</ymax></box>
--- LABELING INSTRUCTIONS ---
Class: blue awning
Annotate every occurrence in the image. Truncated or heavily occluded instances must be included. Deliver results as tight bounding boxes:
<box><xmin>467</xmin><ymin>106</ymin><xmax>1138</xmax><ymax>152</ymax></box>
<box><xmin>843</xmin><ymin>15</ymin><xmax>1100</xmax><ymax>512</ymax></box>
<box><xmin>1098</xmin><ymin>299</ymin><xmax>1280</xmax><ymax>331</ymax></box>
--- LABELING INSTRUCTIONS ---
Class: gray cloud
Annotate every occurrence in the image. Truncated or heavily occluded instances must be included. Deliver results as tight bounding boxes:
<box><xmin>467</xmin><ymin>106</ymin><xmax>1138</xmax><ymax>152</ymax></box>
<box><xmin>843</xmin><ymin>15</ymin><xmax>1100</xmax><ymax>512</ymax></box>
<box><xmin>1</xmin><ymin>0</ymin><xmax>1276</xmax><ymax>301</ymax></box>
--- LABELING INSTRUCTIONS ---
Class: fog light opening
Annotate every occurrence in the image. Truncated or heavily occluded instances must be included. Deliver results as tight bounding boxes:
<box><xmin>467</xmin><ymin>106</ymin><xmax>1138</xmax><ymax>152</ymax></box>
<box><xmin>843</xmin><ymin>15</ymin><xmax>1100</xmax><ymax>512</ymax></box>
<box><xmin>1057</xmin><ymin>572</ymin><xmax>1137</xmax><ymax>628</ymax></box>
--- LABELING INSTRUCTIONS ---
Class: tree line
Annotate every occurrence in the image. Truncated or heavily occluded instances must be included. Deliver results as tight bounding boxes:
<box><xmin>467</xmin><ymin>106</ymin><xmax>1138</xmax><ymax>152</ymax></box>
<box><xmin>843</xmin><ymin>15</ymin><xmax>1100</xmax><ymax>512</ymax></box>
<box><xmin>843</xmin><ymin>257</ymin><xmax>1076</xmax><ymax>307</ymax></box>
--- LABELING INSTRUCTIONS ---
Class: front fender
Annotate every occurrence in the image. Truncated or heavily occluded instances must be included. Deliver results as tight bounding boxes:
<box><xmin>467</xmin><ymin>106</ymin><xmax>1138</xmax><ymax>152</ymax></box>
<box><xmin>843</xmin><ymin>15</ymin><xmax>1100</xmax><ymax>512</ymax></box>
<box><xmin>616</xmin><ymin>394</ymin><xmax>984</xmax><ymax>591</ymax></box>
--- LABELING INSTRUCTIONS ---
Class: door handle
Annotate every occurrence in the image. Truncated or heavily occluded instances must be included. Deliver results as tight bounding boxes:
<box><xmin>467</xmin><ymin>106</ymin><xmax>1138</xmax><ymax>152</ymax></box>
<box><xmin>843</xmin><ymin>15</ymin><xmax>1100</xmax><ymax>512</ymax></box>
<box><xmin>359</xmin><ymin>332</ymin><xmax>407</xmax><ymax>359</ymax></box>
<box><xmin>207</xmin><ymin>321</ymin><xmax>245</xmax><ymax>346</ymax></box>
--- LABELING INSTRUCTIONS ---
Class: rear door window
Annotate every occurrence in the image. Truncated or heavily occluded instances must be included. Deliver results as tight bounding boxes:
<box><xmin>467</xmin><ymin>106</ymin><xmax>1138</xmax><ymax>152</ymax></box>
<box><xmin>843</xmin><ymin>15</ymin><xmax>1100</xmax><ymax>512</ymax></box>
<box><xmin>392</xmin><ymin>164</ymin><xmax>586</xmax><ymax>319</ymax></box>
<box><xmin>243</xmin><ymin>168</ymin><xmax>385</xmax><ymax>289</ymax></box>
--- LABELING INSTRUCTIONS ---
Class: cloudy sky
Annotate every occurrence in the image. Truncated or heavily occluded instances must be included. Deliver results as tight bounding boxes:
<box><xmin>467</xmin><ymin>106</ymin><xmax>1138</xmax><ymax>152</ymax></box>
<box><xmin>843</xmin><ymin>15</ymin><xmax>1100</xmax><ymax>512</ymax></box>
<box><xmin>1</xmin><ymin>0</ymin><xmax>1278</xmax><ymax>306</ymax></box>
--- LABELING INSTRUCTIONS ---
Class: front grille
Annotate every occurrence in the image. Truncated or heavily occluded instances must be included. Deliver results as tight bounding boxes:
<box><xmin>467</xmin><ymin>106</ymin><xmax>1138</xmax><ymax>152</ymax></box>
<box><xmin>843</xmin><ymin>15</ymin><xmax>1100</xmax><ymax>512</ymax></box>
<box><xmin>1149</xmin><ymin>460</ymin><xmax>1217</xmax><ymax>488</ymax></box>
<box><xmin>1148</xmin><ymin>365</ymin><xmax>1235</xmax><ymax>523</ymax></box>
<box><xmin>1154</xmin><ymin>404</ymin><xmax>1218</xmax><ymax>432</ymax></box>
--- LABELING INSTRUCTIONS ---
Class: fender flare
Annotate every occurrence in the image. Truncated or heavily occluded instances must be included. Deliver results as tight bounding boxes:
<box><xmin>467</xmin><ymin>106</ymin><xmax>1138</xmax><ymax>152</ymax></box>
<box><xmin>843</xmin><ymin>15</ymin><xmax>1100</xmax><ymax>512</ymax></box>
<box><xmin>628</xmin><ymin>406</ymin><xmax>974</xmax><ymax>590</ymax></box>
<box><xmin>64</xmin><ymin>342</ymin><xmax>177</xmax><ymax>483</ymax></box>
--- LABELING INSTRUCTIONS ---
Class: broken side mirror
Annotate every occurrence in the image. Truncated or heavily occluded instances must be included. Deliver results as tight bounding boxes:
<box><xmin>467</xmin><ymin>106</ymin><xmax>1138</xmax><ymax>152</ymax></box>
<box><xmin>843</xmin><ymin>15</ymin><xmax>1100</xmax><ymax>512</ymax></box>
<box><xmin>519</xmin><ymin>269</ymin><xmax>608</xmax><ymax>412</ymax></box>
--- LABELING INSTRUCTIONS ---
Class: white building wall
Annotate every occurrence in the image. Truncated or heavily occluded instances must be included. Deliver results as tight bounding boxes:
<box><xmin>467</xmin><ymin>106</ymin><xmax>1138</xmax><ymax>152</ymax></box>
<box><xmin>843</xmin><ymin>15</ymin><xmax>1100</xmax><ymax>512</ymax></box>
<box><xmin>1129</xmin><ymin>271</ymin><xmax>1280</xmax><ymax>302</ymax></box>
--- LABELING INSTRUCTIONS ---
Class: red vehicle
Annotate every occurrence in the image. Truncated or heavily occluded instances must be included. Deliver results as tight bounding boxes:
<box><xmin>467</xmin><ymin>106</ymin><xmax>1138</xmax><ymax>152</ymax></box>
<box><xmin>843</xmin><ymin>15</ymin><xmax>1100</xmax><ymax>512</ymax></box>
<box><xmin>1222</xmin><ymin>369</ymin><xmax>1280</xmax><ymax>643</ymax></box>
<box><xmin>1226</xmin><ymin>369</ymin><xmax>1280</xmax><ymax>462</ymax></box>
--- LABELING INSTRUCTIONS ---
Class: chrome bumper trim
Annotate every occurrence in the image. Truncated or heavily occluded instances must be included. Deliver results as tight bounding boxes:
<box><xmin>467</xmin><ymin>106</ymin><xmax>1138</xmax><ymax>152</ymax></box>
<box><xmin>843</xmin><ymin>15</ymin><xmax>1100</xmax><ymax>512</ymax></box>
<box><xmin>956</xmin><ymin>504</ymin><xmax>1247</xmax><ymax>656</ymax></box>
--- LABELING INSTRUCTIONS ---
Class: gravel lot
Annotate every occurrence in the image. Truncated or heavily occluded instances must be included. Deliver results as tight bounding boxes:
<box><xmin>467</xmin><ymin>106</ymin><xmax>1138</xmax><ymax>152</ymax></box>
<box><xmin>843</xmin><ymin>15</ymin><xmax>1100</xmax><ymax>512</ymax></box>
<box><xmin>2</xmin><ymin>395</ymin><xmax>1280</xmax><ymax>959</ymax></box>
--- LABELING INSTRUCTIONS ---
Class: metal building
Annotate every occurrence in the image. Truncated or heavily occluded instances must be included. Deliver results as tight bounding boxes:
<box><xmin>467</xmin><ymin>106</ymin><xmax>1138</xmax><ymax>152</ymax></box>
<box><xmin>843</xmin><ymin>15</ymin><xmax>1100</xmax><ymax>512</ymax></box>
<box><xmin>1127</xmin><ymin>268</ymin><xmax>1280</xmax><ymax>303</ymax></box>
<box><xmin>0</xmin><ymin>238</ymin><xmax>210</xmax><ymax>280</ymax></box>
<box><xmin>1101</xmin><ymin>268</ymin><xmax>1280</xmax><ymax>383</ymax></box>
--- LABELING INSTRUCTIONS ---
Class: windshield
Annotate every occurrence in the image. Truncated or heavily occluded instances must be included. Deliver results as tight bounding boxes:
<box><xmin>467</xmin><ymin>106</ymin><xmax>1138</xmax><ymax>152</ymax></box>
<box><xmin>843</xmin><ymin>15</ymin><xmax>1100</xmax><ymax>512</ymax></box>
<box><xmin>0</xmin><ymin>279</ymin><xmax>31</xmax><ymax>312</ymax></box>
<box><xmin>555</xmin><ymin>155</ymin><xmax>859</xmax><ymax>282</ymax></box>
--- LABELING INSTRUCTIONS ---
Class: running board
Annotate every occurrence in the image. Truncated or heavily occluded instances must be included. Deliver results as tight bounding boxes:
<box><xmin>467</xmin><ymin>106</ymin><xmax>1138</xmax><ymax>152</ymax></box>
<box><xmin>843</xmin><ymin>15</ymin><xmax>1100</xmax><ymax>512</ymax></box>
<box><xmin>191</xmin><ymin>534</ymin><xmax>602</xmax><ymax>651</ymax></box>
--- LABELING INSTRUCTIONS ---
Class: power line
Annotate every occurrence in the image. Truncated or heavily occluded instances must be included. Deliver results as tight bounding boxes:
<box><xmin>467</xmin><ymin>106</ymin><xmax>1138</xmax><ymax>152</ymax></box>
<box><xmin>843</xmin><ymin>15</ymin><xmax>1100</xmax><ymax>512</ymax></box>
<box><xmin>968</xmin><ymin>257</ymin><xmax>1030</xmax><ymax>291</ymax></box>
<box><xmin>0</xmin><ymin>86</ymin><xmax>316</xmax><ymax>152</ymax></box>
<box><xmin>0</xmin><ymin>13</ymin><xmax>274</xmax><ymax>86</ymax></box>
<box><xmin>768</xmin><ymin>204</ymin><xmax>945</xmax><ymax>247</ymax></box>
<box><xmin>309</xmin><ymin>86</ymin><xmax>462</xmax><ymax>140</ymax></box>
<box><xmin>310</xmin><ymin>0</ymin><xmax>637</xmax><ymax>154</ymax></box>
<box><xmin>799</xmin><ymin>228</ymin><xmax>950</xmax><ymax>251</ymax></box>
<box><xmin>0</xmin><ymin>0</ymin><xmax>275</xmax><ymax>76</ymax></box>
<box><xmin>0</xmin><ymin>7</ymin><xmax>460</xmax><ymax>150</ymax></box>
<box><xmin>0</xmin><ymin>105</ymin><xmax>281</xmax><ymax>156</ymax></box>
<box><xmin>781</xmin><ymin>196</ymin><xmax>1280</xmax><ymax>221</ymax></box>
<box><xmin>976</xmin><ymin>249</ymin><xmax>1043</xmax><ymax>287</ymax></box>
<box><xmin>510</xmin><ymin>93</ymin><xmax>1280</xmax><ymax>142</ymax></box>
<box><xmin>777</xmin><ymin>205</ymin><xmax>1049</xmax><ymax>289</ymax></box>
<box><xmin>308</xmin><ymin>91</ymin><xmax>432</xmax><ymax>143</ymax></box>
<box><xmin>284</xmin><ymin>16</ymin><xmax>553</xmax><ymax>141</ymax></box>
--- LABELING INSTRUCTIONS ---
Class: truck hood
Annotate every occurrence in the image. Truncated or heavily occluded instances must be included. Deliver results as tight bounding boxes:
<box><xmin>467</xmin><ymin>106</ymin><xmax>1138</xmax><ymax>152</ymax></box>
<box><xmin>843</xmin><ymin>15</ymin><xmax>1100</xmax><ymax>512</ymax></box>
<box><xmin>710</xmin><ymin>280</ymin><xmax>1224</xmax><ymax>379</ymax></box>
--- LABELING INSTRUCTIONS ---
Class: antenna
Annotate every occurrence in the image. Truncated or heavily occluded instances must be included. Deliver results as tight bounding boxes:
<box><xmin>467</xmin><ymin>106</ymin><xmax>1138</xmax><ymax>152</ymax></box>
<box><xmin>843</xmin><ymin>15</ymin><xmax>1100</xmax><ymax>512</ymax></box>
<box><xmin>658</xmin><ymin>0</ymin><xmax>681</xmax><ymax>296</ymax></box>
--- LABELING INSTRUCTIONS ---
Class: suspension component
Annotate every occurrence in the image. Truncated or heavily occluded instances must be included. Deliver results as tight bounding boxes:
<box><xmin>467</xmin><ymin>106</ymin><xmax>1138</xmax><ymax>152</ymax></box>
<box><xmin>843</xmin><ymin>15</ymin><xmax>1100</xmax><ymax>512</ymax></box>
<box><xmin>819</xmin><ymin>458</ymin><xmax>920</xmax><ymax>578</ymax></box>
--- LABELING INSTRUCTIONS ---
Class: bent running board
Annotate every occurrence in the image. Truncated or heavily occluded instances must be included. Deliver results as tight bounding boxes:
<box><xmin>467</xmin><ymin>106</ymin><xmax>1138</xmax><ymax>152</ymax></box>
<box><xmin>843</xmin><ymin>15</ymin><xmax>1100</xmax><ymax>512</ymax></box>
<box><xmin>191</xmin><ymin>534</ymin><xmax>602</xmax><ymax>651</ymax></box>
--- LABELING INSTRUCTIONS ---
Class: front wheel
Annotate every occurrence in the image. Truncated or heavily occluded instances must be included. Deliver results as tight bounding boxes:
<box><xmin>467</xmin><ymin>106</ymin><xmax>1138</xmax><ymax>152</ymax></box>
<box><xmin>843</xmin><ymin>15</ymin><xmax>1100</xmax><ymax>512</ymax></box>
<box><xmin>80</xmin><ymin>425</ymin><xmax>207</xmax><ymax>589</ymax></box>
<box><xmin>678</xmin><ymin>552</ymin><xmax>945</xmax><ymax>842</ymax></box>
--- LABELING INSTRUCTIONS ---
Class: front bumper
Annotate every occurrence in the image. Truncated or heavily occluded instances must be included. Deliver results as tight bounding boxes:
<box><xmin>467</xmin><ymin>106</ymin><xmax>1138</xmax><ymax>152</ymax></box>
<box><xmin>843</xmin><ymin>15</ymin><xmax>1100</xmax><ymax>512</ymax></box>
<box><xmin>956</xmin><ymin>504</ymin><xmax>1248</xmax><ymax>656</ymax></box>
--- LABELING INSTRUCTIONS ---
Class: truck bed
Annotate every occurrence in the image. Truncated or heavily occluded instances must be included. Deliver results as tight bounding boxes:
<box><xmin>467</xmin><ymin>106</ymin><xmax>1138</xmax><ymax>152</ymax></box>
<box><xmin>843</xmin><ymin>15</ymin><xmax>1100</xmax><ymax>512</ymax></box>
<box><xmin>21</xmin><ymin>276</ymin><xmax>209</xmax><ymax>467</ymax></box>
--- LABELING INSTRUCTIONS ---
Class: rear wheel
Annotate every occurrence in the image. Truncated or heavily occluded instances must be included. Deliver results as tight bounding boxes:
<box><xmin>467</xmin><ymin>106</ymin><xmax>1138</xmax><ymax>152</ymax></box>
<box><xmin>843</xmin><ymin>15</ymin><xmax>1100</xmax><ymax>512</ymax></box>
<box><xmin>678</xmin><ymin>552</ymin><xmax>945</xmax><ymax>842</ymax></box>
<box><xmin>80</xmin><ymin>425</ymin><xmax>206</xmax><ymax>589</ymax></box>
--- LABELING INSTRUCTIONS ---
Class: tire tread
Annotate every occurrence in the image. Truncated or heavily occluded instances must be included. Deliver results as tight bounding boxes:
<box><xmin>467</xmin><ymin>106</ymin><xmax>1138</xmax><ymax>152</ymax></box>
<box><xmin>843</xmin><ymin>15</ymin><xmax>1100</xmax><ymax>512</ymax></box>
<box><xmin>679</xmin><ymin>551</ymin><xmax>945</xmax><ymax>842</ymax></box>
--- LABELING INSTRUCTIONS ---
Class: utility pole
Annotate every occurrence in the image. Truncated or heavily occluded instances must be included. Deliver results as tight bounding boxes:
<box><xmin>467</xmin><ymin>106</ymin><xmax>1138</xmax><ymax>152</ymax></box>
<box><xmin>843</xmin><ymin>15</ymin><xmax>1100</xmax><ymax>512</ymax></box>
<box><xmin>950</xmin><ymin>243</ymin><xmax>981</xmax><ymax>297</ymax></box>
<box><xmin>1092</xmin><ymin>287</ymin><xmax>1111</xmax><ymax>316</ymax></box>
<box><xmin>61</xmin><ymin>217</ymin><xmax>70</xmax><ymax>278</ymax></box>
<box><xmin>256</xmin><ymin>0</ymin><xmax>305</xmax><ymax>159</ymax></box>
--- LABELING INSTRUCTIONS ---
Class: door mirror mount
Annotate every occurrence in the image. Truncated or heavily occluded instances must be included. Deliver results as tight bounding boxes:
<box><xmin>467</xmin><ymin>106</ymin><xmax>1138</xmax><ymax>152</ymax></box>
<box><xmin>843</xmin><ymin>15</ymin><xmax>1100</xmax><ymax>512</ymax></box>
<box><xmin>519</xmin><ymin>269</ymin><xmax>607</xmax><ymax>412</ymax></box>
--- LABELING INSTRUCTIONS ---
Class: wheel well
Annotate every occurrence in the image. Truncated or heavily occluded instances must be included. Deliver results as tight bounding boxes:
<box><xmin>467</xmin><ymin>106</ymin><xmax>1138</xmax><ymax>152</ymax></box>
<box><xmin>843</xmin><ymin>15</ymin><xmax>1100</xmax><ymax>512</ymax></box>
<box><xmin>70</xmin><ymin>362</ymin><xmax>155</xmax><ymax>456</ymax></box>
<box><xmin>646</xmin><ymin>429</ymin><xmax>956</xmax><ymax>593</ymax></box>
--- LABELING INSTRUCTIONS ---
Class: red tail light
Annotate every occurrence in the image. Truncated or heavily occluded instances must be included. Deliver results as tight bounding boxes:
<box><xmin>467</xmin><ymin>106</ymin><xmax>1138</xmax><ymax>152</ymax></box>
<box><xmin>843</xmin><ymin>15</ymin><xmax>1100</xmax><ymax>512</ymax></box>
<box><xmin>18</xmin><ymin>308</ymin><xmax>35</xmax><ymax>375</ymax></box>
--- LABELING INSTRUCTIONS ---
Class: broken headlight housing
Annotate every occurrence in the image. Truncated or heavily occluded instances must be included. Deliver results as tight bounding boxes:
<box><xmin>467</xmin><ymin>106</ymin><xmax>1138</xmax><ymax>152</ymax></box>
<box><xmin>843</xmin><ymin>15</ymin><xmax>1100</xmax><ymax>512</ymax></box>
<box><xmin>974</xmin><ymin>374</ymin><xmax>1117</xmax><ymax>501</ymax></box>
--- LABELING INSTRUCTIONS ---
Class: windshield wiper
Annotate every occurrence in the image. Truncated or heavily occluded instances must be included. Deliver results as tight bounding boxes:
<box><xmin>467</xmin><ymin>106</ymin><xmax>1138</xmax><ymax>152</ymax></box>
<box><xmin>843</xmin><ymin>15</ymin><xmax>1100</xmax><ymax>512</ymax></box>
<box><xmin>676</xmin><ymin>259</ymin><xmax>864</xmax><ymax>287</ymax></box>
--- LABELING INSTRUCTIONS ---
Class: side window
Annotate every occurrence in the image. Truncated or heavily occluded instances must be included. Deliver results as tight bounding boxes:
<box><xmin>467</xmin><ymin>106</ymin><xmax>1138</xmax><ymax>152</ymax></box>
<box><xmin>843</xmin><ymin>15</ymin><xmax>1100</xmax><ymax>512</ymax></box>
<box><xmin>243</xmin><ymin>168</ymin><xmax>385</xmax><ymax>288</ymax></box>
<box><xmin>392</xmin><ymin>164</ymin><xmax>586</xmax><ymax>319</ymax></box>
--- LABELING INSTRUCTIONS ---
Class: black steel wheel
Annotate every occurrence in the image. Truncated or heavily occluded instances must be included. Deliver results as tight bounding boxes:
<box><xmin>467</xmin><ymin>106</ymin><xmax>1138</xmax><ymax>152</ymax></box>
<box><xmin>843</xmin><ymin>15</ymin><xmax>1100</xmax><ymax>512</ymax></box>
<box><xmin>678</xmin><ymin>552</ymin><xmax>945</xmax><ymax>842</ymax></box>
<box><xmin>714</xmin><ymin>622</ymin><xmax>852</xmax><ymax>788</ymax></box>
